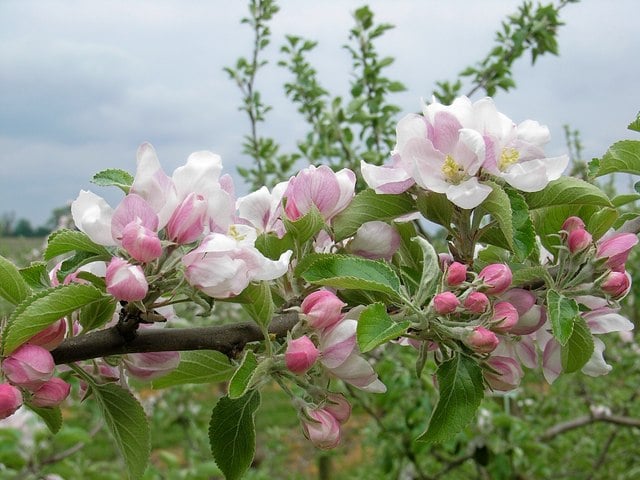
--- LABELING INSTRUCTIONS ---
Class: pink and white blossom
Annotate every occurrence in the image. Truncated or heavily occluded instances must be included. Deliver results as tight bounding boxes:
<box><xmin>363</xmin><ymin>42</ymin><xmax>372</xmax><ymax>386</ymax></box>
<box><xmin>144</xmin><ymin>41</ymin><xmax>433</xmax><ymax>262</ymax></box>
<box><xmin>105</xmin><ymin>257</ymin><xmax>148</xmax><ymax>302</ymax></box>
<box><xmin>0</xmin><ymin>384</ymin><xmax>22</xmax><ymax>419</ymax></box>
<box><xmin>2</xmin><ymin>344</ymin><xmax>55</xmax><ymax>390</ymax></box>
<box><xmin>301</xmin><ymin>290</ymin><xmax>346</xmax><ymax>330</ymax></box>
<box><xmin>346</xmin><ymin>221</ymin><xmax>400</xmax><ymax>260</ymax></box>
<box><xmin>301</xmin><ymin>407</ymin><xmax>341</xmax><ymax>450</ymax></box>
<box><xmin>285</xmin><ymin>336</ymin><xmax>319</xmax><ymax>374</ymax></box>
<box><xmin>30</xmin><ymin>378</ymin><xmax>71</xmax><ymax>408</ymax></box>
<box><xmin>123</xmin><ymin>351</ymin><xmax>181</xmax><ymax>381</ymax></box>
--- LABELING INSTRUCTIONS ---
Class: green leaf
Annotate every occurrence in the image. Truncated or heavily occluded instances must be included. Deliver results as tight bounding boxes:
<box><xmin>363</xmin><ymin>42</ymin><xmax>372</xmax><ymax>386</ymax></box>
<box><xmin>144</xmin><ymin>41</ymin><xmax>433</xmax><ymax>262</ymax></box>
<box><xmin>561</xmin><ymin>315</ymin><xmax>594</xmax><ymax>373</ymax></box>
<box><xmin>479</xmin><ymin>181</ymin><xmax>515</xmax><ymax>252</ymax></box>
<box><xmin>412</xmin><ymin>236</ymin><xmax>440</xmax><ymax>306</ymax></box>
<box><xmin>512</xmin><ymin>266</ymin><xmax>553</xmax><ymax>287</ymax></box>
<box><xmin>3</xmin><ymin>284</ymin><xmax>104</xmax><ymax>355</ymax></box>
<box><xmin>0</xmin><ymin>255</ymin><xmax>31</xmax><ymax>305</ymax></box>
<box><xmin>152</xmin><ymin>351</ymin><xmax>234</xmax><ymax>389</ymax></box>
<box><xmin>417</xmin><ymin>354</ymin><xmax>484</xmax><ymax>443</ymax></box>
<box><xmin>283</xmin><ymin>205</ymin><xmax>325</xmax><ymax>245</ymax></box>
<box><xmin>79</xmin><ymin>296</ymin><xmax>117</xmax><ymax>332</ymax></box>
<box><xmin>238</xmin><ymin>282</ymin><xmax>275</xmax><ymax>330</ymax></box>
<box><xmin>628</xmin><ymin>112</ymin><xmax>640</xmax><ymax>132</ymax></box>
<box><xmin>255</xmin><ymin>232</ymin><xmax>294</xmax><ymax>260</ymax></box>
<box><xmin>27</xmin><ymin>404</ymin><xmax>63</xmax><ymax>434</ymax></box>
<box><xmin>416</xmin><ymin>190</ymin><xmax>455</xmax><ymax>229</ymax></box>
<box><xmin>19</xmin><ymin>262</ymin><xmax>50</xmax><ymax>290</ymax></box>
<box><xmin>546</xmin><ymin>290</ymin><xmax>579</xmax><ymax>346</ymax></box>
<box><xmin>332</xmin><ymin>189</ymin><xmax>415</xmax><ymax>241</ymax></box>
<box><xmin>611</xmin><ymin>194</ymin><xmax>640</xmax><ymax>207</ymax></box>
<box><xmin>592</xmin><ymin>140</ymin><xmax>640</xmax><ymax>177</ymax></box>
<box><xmin>300</xmin><ymin>254</ymin><xmax>401</xmax><ymax>299</ymax></box>
<box><xmin>209</xmin><ymin>391</ymin><xmax>261</xmax><ymax>480</ymax></box>
<box><xmin>90</xmin><ymin>382</ymin><xmax>150</xmax><ymax>480</ymax></box>
<box><xmin>228</xmin><ymin>351</ymin><xmax>259</xmax><ymax>400</ymax></box>
<box><xmin>524</xmin><ymin>177</ymin><xmax>613</xmax><ymax>209</ymax></box>
<box><xmin>357</xmin><ymin>303</ymin><xmax>410</xmax><ymax>353</ymax></box>
<box><xmin>91</xmin><ymin>168</ymin><xmax>135</xmax><ymax>193</ymax></box>
<box><xmin>44</xmin><ymin>229</ymin><xmax>111</xmax><ymax>261</ymax></box>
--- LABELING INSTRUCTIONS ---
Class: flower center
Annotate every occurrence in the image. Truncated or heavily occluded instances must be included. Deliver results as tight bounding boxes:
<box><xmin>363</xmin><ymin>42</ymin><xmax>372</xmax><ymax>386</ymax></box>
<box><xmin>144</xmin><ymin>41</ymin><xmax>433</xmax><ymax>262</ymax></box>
<box><xmin>499</xmin><ymin>147</ymin><xmax>519</xmax><ymax>171</ymax></box>
<box><xmin>441</xmin><ymin>155</ymin><xmax>465</xmax><ymax>184</ymax></box>
<box><xmin>228</xmin><ymin>225</ymin><xmax>246</xmax><ymax>241</ymax></box>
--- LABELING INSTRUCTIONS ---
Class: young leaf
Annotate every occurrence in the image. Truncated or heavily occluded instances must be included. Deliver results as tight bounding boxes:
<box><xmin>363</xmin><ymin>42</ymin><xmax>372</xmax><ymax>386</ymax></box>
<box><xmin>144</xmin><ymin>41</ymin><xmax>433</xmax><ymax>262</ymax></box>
<box><xmin>209</xmin><ymin>391</ymin><xmax>261</xmax><ymax>480</ymax></box>
<box><xmin>332</xmin><ymin>189</ymin><xmax>415</xmax><ymax>241</ymax></box>
<box><xmin>524</xmin><ymin>177</ymin><xmax>613</xmax><ymax>209</ymax></box>
<box><xmin>415</xmin><ymin>190</ymin><xmax>455</xmax><ymax>230</ymax></box>
<box><xmin>417</xmin><ymin>354</ymin><xmax>484</xmax><ymax>443</ymax></box>
<box><xmin>546</xmin><ymin>290</ymin><xmax>579</xmax><ymax>346</ymax></box>
<box><xmin>3</xmin><ymin>284</ymin><xmax>104</xmax><ymax>355</ymax></box>
<box><xmin>239</xmin><ymin>282</ymin><xmax>275</xmax><ymax>330</ymax></box>
<box><xmin>228</xmin><ymin>350</ymin><xmax>259</xmax><ymax>400</ymax></box>
<box><xmin>0</xmin><ymin>255</ymin><xmax>30</xmax><ymax>305</ymax></box>
<box><xmin>300</xmin><ymin>254</ymin><xmax>401</xmax><ymax>299</ymax></box>
<box><xmin>479</xmin><ymin>181</ymin><xmax>515</xmax><ymax>252</ymax></box>
<box><xmin>44</xmin><ymin>229</ymin><xmax>111</xmax><ymax>261</ymax></box>
<box><xmin>255</xmin><ymin>232</ymin><xmax>294</xmax><ymax>260</ymax></box>
<box><xmin>283</xmin><ymin>205</ymin><xmax>325</xmax><ymax>245</ymax></box>
<box><xmin>26</xmin><ymin>404</ymin><xmax>63</xmax><ymax>434</ymax></box>
<box><xmin>90</xmin><ymin>382</ymin><xmax>150</xmax><ymax>480</ymax></box>
<box><xmin>152</xmin><ymin>351</ymin><xmax>235</xmax><ymax>389</ymax></box>
<box><xmin>561</xmin><ymin>315</ymin><xmax>594</xmax><ymax>373</ymax></box>
<box><xmin>91</xmin><ymin>168</ymin><xmax>135</xmax><ymax>194</ymax></box>
<box><xmin>79</xmin><ymin>296</ymin><xmax>117</xmax><ymax>332</ymax></box>
<box><xmin>357</xmin><ymin>303</ymin><xmax>410</xmax><ymax>353</ymax></box>
<box><xmin>592</xmin><ymin>140</ymin><xmax>640</xmax><ymax>177</ymax></box>
<box><xmin>628</xmin><ymin>113</ymin><xmax>640</xmax><ymax>132</ymax></box>
<box><xmin>19</xmin><ymin>262</ymin><xmax>50</xmax><ymax>290</ymax></box>
<box><xmin>412</xmin><ymin>236</ymin><xmax>440</xmax><ymax>306</ymax></box>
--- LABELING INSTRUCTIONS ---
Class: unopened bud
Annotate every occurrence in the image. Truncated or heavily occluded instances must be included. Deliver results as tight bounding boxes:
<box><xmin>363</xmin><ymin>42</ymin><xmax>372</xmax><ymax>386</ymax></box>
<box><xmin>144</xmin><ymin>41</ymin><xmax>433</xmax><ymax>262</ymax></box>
<box><xmin>464</xmin><ymin>291</ymin><xmax>490</xmax><ymax>314</ymax></box>
<box><xmin>0</xmin><ymin>383</ymin><xmax>23</xmax><ymax>419</ymax></box>
<box><xmin>601</xmin><ymin>271</ymin><xmax>631</xmax><ymax>299</ymax></box>
<box><xmin>433</xmin><ymin>292</ymin><xmax>460</xmax><ymax>315</ymax></box>
<box><xmin>478</xmin><ymin>264</ymin><xmax>512</xmax><ymax>295</ymax></box>
<box><xmin>491</xmin><ymin>302</ymin><xmax>519</xmax><ymax>333</ymax></box>
<box><xmin>465</xmin><ymin>326</ymin><xmax>499</xmax><ymax>354</ymax></box>
<box><xmin>285</xmin><ymin>336</ymin><xmax>319</xmax><ymax>374</ymax></box>
<box><xmin>567</xmin><ymin>228</ymin><xmax>592</xmax><ymax>254</ymax></box>
<box><xmin>445</xmin><ymin>262</ymin><xmax>468</xmax><ymax>286</ymax></box>
<box><xmin>30</xmin><ymin>377</ymin><xmax>71</xmax><ymax>408</ymax></box>
<box><xmin>301</xmin><ymin>290</ymin><xmax>346</xmax><ymax>330</ymax></box>
<box><xmin>2</xmin><ymin>344</ymin><xmax>54</xmax><ymax>390</ymax></box>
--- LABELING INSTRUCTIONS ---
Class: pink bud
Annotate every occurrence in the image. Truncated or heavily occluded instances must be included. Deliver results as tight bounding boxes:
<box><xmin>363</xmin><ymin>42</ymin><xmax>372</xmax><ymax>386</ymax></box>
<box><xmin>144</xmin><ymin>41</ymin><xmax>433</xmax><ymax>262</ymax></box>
<box><xmin>596</xmin><ymin>233</ymin><xmax>639</xmax><ymax>272</ymax></box>
<box><xmin>562</xmin><ymin>216</ymin><xmax>585</xmax><ymax>233</ymax></box>
<box><xmin>0</xmin><ymin>383</ymin><xmax>23</xmax><ymax>419</ymax></box>
<box><xmin>465</xmin><ymin>326</ymin><xmax>499</xmax><ymax>354</ymax></box>
<box><xmin>166</xmin><ymin>192</ymin><xmax>208</xmax><ymax>244</ymax></box>
<box><xmin>438</xmin><ymin>253</ymin><xmax>454</xmax><ymax>270</ymax></box>
<box><xmin>324</xmin><ymin>393</ymin><xmax>351</xmax><ymax>424</ymax></box>
<box><xmin>121</xmin><ymin>220</ymin><xmax>162</xmax><ymax>263</ymax></box>
<box><xmin>464</xmin><ymin>291</ymin><xmax>490</xmax><ymax>314</ymax></box>
<box><xmin>500</xmin><ymin>289</ymin><xmax>545</xmax><ymax>335</ymax></box>
<box><xmin>445</xmin><ymin>262</ymin><xmax>468</xmax><ymax>286</ymax></box>
<box><xmin>478</xmin><ymin>264</ymin><xmax>512</xmax><ymax>295</ymax></box>
<box><xmin>301</xmin><ymin>290</ymin><xmax>346</xmax><ymax>330</ymax></box>
<box><xmin>347</xmin><ymin>221</ymin><xmax>400</xmax><ymax>261</ymax></box>
<box><xmin>484</xmin><ymin>356</ymin><xmax>523</xmax><ymax>391</ymax></box>
<box><xmin>106</xmin><ymin>257</ymin><xmax>148</xmax><ymax>302</ymax></box>
<box><xmin>123</xmin><ymin>351</ymin><xmax>180</xmax><ymax>381</ymax></box>
<box><xmin>30</xmin><ymin>377</ymin><xmax>71</xmax><ymax>408</ymax></box>
<box><xmin>567</xmin><ymin>228</ymin><xmax>592</xmax><ymax>254</ymax></box>
<box><xmin>28</xmin><ymin>319</ymin><xmax>66</xmax><ymax>351</ymax></box>
<box><xmin>319</xmin><ymin>320</ymin><xmax>357</xmax><ymax>369</ymax></box>
<box><xmin>285</xmin><ymin>336</ymin><xmax>319</xmax><ymax>374</ymax></box>
<box><xmin>327</xmin><ymin>352</ymin><xmax>386</xmax><ymax>393</ymax></box>
<box><xmin>491</xmin><ymin>302</ymin><xmax>519</xmax><ymax>333</ymax></box>
<box><xmin>433</xmin><ymin>292</ymin><xmax>460</xmax><ymax>314</ymax></box>
<box><xmin>601</xmin><ymin>271</ymin><xmax>631</xmax><ymax>299</ymax></box>
<box><xmin>301</xmin><ymin>407</ymin><xmax>341</xmax><ymax>449</ymax></box>
<box><xmin>2</xmin><ymin>344</ymin><xmax>55</xmax><ymax>390</ymax></box>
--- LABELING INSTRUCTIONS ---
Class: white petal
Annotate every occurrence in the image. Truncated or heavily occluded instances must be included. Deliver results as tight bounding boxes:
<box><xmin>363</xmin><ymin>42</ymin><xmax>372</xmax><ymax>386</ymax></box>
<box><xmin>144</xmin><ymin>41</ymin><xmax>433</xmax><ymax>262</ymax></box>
<box><xmin>540</xmin><ymin>154</ymin><xmax>569</xmax><ymax>181</ymax></box>
<box><xmin>395</xmin><ymin>113</ymin><xmax>427</xmax><ymax>153</ymax></box>
<box><xmin>71</xmin><ymin>190</ymin><xmax>116</xmax><ymax>246</ymax></box>
<box><xmin>360</xmin><ymin>160</ymin><xmax>413</xmax><ymax>194</ymax></box>
<box><xmin>446</xmin><ymin>178</ymin><xmax>492</xmax><ymax>209</ymax></box>
<box><xmin>500</xmin><ymin>159</ymin><xmax>550</xmax><ymax>192</ymax></box>
<box><xmin>582</xmin><ymin>338</ymin><xmax>612</xmax><ymax>377</ymax></box>
<box><xmin>172</xmin><ymin>151</ymin><xmax>223</xmax><ymax>200</ymax></box>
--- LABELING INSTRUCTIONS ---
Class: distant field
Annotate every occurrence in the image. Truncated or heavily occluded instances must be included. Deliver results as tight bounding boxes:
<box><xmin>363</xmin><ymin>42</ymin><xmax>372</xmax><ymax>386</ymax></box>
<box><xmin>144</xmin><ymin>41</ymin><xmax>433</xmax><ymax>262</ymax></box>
<box><xmin>0</xmin><ymin>236</ymin><xmax>46</xmax><ymax>267</ymax></box>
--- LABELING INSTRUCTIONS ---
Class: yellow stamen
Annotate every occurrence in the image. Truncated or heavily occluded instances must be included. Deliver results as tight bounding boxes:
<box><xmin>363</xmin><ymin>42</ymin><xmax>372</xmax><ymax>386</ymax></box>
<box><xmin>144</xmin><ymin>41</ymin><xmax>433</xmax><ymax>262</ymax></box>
<box><xmin>441</xmin><ymin>155</ymin><xmax>465</xmax><ymax>183</ymax></box>
<box><xmin>228</xmin><ymin>225</ymin><xmax>246</xmax><ymax>241</ymax></box>
<box><xmin>499</xmin><ymin>147</ymin><xmax>519</xmax><ymax>171</ymax></box>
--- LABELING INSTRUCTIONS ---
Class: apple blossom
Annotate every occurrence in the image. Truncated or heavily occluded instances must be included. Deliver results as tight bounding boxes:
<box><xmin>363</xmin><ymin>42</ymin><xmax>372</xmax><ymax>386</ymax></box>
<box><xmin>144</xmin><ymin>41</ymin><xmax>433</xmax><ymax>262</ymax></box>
<box><xmin>567</xmin><ymin>227</ymin><xmax>592</xmax><ymax>254</ymax></box>
<box><xmin>285</xmin><ymin>336</ymin><xmax>319</xmax><ymax>374</ymax></box>
<box><xmin>71</xmin><ymin>190</ymin><xmax>117</xmax><ymax>246</ymax></box>
<box><xmin>120</xmin><ymin>220</ymin><xmax>163</xmax><ymax>263</ymax></box>
<box><xmin>0</xmin><ymin>384</ymin><xmax>22</xmax><ymax>419</ymax></box>
<box><xmin>301</xmin><ymin>290</ymin><xmax>346</xmax><ymax>330</ymax></box>
<box><xmin>327</xmin><ymin>352</ymin><xmax>386</xmax><ymax>393</ymax></box>
<box><xmin>106</xmin><ymin>258</ymin><xmax>149</xmax><ymax>302</ymax></box>
<box><xmin>301</xmin><ymin>407</ymin><xmax>341</xmax><ymax>450</ymax></box>
<box><xmin>27</xmin><ymin>319</ymin><xmax>66</xmax><ymax>351</ymax></box>
<box><xmin>324</xmin><ymin>393</ymin><xmax>351</xmax><ymax>424</ymax></box>
<box><xmin>490</xmin><ymin>301</ymin><xmax>519</xmax><ymax>333</ymax></box>
<box><xmin>596</xmin><ymin>232</ymin><xmax>639</xmax><ymax>272</ymax></box>
<box><xmin>484</xmin><ymin>356</ymin><xmax>524</xmax><ymax>391</ymax></box>
<box><xmin>236</xmin><ymin>182</ymin><xmax>287</xmax><ymax>237</ymax></box>
<box><xmin>347</xmin><ymin>221</ymin><xmax>401</xmax><ymax>260</ymax></box>
<box><xmin>600</xmin><ymin>271</ymin><xmax>631</xmax><ymax>299</ymax></box>
<box><xmin>30</xmin><ymin>378</ymin><xmax>71</xmax><ymax>408</ymax></box>
<box><xmin>433</xmin><ymin>292</ymin><xmax>460</xmax><ymax>315</ymax></box>
<box><xmin>2</xmin><ymin>344</ymin><xmax>55</xmax><ymax>390</ymax></box>
<box><xmin>360</xmin><ymin>156</ymin><xmax>415</xmax><ymax>194</ymax></box>
<box><xmin>478</xmin><ymin>263</ymin><xmax>512</xmax><ymax>295</ymax></box>
<box><xmin>123</xmin><ymin>351</ymin><xmax>181</xmax><ymax>381</ymax></box>
<box><xmin>165</xmin><ymin>192</ymin><xmax>208</xmax><ymax>244</ymax></box>
<box><xmin>319</xmin><ymin>319</ymin><xmax>357</xmax><ymax>369</ymax></box>
<box><xmin>499</xmin><ymin>289</ymin><xmax>545</xmax><ymax>335</ymax></box>
<box><xmin>465</xmin><ymin>327</ymin><xmax>499</xmax><ymax>354</ymax></box>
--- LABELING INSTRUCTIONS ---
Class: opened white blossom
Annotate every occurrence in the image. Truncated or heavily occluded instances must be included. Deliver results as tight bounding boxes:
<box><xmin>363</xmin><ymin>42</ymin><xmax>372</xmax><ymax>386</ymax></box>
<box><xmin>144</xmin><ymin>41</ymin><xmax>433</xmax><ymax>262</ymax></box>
<box><xmin>236</xmin><ymin>182</ymin><xmax>288</xmax><ymax>236</ymax></box>
<box><xmin>182</xmin><ymin>224</ymin><xmax>291</xmax><ymax>298</ymax></box>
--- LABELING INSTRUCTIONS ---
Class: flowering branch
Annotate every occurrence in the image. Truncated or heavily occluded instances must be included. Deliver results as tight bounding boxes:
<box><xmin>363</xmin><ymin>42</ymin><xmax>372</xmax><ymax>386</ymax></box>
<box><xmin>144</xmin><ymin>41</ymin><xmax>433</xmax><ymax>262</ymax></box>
<box><xmin>50</xmin><ymin>312</ymin><xmax>299</xmax><ymax>365</ymax></box>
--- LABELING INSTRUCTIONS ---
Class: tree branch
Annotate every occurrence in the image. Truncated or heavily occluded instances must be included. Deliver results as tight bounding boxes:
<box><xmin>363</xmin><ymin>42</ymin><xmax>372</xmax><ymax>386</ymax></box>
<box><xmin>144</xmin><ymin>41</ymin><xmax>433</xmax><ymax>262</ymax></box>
<box><xmin>51</xmin><ymin>312</ymin><xmax>299</xmax><ymax>365</ymax></box>
<box><xmin>540</xmin><ymin>412</ymin><xmax>640</xmax><ymax>441</ymax></box>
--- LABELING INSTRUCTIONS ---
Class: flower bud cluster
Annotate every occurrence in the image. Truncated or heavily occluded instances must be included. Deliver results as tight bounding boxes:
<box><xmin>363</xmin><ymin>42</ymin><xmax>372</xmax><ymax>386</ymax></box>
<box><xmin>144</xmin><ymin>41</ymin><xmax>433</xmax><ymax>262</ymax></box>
<box><xmin>300</xmin><ymin>393</ymin><xmax>352</xmax><ymax>450</ymax></box>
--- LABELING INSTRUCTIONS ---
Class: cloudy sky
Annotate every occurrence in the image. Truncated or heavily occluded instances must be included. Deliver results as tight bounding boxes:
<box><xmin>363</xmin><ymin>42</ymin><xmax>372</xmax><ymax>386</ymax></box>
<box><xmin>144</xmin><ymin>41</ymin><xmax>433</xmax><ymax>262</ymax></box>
<box><xmin>1</xmin><ymin>0</ymin><xmax>639</xmax><ymax>227</ymax></box>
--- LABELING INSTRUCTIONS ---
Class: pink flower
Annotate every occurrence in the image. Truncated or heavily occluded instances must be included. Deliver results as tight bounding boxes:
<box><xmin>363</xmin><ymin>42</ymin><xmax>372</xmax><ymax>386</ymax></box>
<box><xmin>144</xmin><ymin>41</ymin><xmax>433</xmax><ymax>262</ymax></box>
<box><xmin>30</xmin><ymin>378</ymin><xmax>71</xmax><ymax>408</ymax></box>
<box><xmin>236</xmin><ymin>183</ymin><xmax>287</xmax><ymax>237</ymax></box>
<box><xmin>324</xmin><ymin>393</ymin><xmax>351</xmax><ymax>424</ymax></box>
<box><xmin>500</xmin><ymin>289</ymin><xmax>545</xmax><ymax>335</ymax></box>
<box><xmin>166</xmin><ymin>192</ymin><xmax>208</xmax><ymax>244</ymax></box>
<box><xmin>2</xmin><ymin>344</ymin><xmax>54</xmax><ymax>390</ymax></box>
<box><xmin>283</xmin><ymin>165</ymin><xmax>356</xmax><ymax>222</ymax></box>
<box><xmin>301</xmin><ymin>407</ymin><xmax>341</xmax><ymax>450</ymax></box>
<box><xmin>478</xmin><ymin>263</ymin><xmax>512</xmax><ymax>295</ymax></box>
<box><xmin>182</xmin><ymin>226</ymin><xmax>291</xmax><ymax>299</ymax></box>
<box><xmin>464</xmin><ymin>291</ymin><xmax>490</xmax><ymax>314</ymax></box>
<box><xmin>327</xmin><ymin>352</ymin><xmax>386</xmax><ymax>393</ymax></box>
<box><xmin>301</xmin><ymin>290</ymin><xmax>346</xmax><ymax>330</ymax></box>
<box><xmin>106</xmin><ymin>257</ymin><xmax>148</xmax><ymax>301</ymax></box>
<box><xmin>465</xmin><ymin>326</ymin><xmax>499</xmax><ymax>354</ymax></box>
<box><xmin>445</xmin><ymin>262</ymin><xmax>468</xmax><ymax>286</ymax></box>
<box><xmin>120</xmin><ymin>219</ymin><xmax>162</xmax><ymax>263</ymax></box>
<box><xmin>111</xmin><ymin>193</ymin><xmax>159</xmax><ymax>244</ymax></box>
<box><xmin>123</xmin><ymin>351</ymin><xmax>181</xmax><ymax>381</ymax></box>
<box><xmin>567</xmin><ymin>228</ymin><xmax>592</xmax><ymax>254</ymax></box>
<box><xmin>490</xmin><ymin>302</ymin><xmax>519</xmax><ymax>333</ymax></box>
<box><xmin>596</xmin><ymin>232</ymin><xmax>638</xmax><ymax>272</ymax></box>
<box><xmin>484</xmin><ymin>356</ymin><xmax>523</xmax><ymax>391</ymax></box>
<box><xmin>27</xmin><ymin>319</ymin><xmax>66</xmax><ymax>351</ymax></box>
<box><xmin>285</xmin><ymin>336</ymin><xmax>319</xmax><ymax>374</ymax></box>
<box><xmin>360</xmin><ymin>156</ymin><xmax>415</xmax><ymax>194</ymax></box>
<box><xmin>562</xmin><ymin>216</ymin><xmax>585</xmax><ymax>233</ymax></box>
<box><xmin>0</xmin><ymin>383</ymin><xmax>23</xmax><ymax>419</ymax></box>
<box><xmin>433</xmin><ymin>292</ymin><xmax>460</xmax><ymax>315</ymax></box>
<box><xmin>347</xmin><ymin>221</ymin><xmax>401</xmax><ymax>261</ymax></box>
<box><xmin>319</xmin><ymin>320</ymin><xmax>357</xmax><ymax>369</ymax></box>
<box><xmin>600</xmin><ymin>271</ymin><xmax>631</xmax><ymax>299</ymax></box>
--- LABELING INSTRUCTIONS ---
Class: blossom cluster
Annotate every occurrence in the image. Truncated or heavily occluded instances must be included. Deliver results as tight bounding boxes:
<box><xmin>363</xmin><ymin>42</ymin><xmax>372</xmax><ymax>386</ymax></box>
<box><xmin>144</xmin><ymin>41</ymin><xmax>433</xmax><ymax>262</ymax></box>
<box><xmin>361</xmin><ymin>96</ymin><xmax>569</xmax><ymax>208</ymax></box>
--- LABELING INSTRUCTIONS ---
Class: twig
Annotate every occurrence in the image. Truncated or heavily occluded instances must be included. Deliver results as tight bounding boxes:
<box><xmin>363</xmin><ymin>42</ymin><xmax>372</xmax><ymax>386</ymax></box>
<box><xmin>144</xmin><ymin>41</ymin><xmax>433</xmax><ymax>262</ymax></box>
<box><xmin>540</xmin><ymin>413</ymin><xmax>640</xmax><ymax>441</ymax></box>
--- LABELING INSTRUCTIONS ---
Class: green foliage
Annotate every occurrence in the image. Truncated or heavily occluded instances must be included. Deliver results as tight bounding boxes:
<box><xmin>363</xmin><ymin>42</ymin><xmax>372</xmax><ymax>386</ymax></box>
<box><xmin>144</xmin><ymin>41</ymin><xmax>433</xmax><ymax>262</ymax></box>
<box><xmin>91</xmin><ymin>168</ymin><xmax>135</xmax><ymax>194</ymax></box>
<box><xmin>0</xmin><ymin>254</ymin><xmax>30</xmax><ymax>305</ymax></box>
<box><xmin>209</xmin><ymin>391</ymin><xmax>261</xmax><ymax>480</ymax></box>
<box><xmin>546</xmin><ymin>290</ymin><xmax>579</xmax><ymax>346</ymax></box>
<box><xmin>152</xmin><ymin>351</ymin><xmax>235</xmax><ymax>388</ymax></box>
<box><xmin>228</xmin><ymin>351</ymin><xmax>260</xmax><ymax>399</ymax></box>
<box><xmin>560</xmin><ymin>315</ymin><xmax>594</xmax><ymax>373</ymax></box>
<box><xmin>356</xmin><ymin>302</ymin><xmax>410</xmax><ymax>353</ymax></box>
<box><xmin>44</xmin><ymin>228</ymin><xmax>111</xmax><ymax>260</ymax></box>
<box><xmin>591</xmin><ymin>140</ymin><xmax>640</xmax><ymax>177</ymax></box>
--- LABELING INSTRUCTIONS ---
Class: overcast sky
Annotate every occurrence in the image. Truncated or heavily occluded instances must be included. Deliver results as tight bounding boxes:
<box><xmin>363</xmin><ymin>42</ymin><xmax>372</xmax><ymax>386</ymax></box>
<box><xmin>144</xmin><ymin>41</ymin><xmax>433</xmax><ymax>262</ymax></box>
<box><xmin>1</xmin><ymin>0</ymin><xmax>639</xmax><ymax>227</ymax></box>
